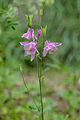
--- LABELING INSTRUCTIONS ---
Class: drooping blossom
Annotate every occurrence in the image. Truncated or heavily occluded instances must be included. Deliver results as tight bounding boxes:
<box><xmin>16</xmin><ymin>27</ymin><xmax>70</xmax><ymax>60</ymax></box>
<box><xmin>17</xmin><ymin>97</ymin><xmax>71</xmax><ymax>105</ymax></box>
<box><xmin>38</xmin><ymin>29</ymin><xmax>42</xmax><ymax>37</ymax></box>
<box><xmin>20</xmin><ymin>41</ymin><xmax>39</xmax><ymax>61</ymax></box>
<box><xmin>32</xmin><ymin>29</ymin><xmax>37</xmax><ymax>41</ymax></box>
<box><xmin>43</xmin><ymin>40</ymin><xmax>62</xmax><ymax>57</ymax></box>
<box><xmin>22</xmin><ymin>28</ymin><xmax>37</xmax><ymax>41</ymax></box>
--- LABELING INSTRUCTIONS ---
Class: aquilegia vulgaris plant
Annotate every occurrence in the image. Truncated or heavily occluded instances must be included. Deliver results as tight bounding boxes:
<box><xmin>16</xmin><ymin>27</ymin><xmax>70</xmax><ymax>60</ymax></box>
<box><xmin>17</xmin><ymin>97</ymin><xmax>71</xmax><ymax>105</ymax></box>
<box><xmin>20</xmin><ymin>14</ymin><xmax>62</xmax><ymax>120</ymax></box>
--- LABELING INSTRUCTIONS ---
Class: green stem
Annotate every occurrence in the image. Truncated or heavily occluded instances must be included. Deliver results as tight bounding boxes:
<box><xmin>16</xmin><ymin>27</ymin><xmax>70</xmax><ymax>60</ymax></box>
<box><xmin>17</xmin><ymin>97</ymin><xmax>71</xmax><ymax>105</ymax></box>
<box><xmin>43</xmin><ymin>36</ymin><xmax>45</xmax><ymax>50</ymax></box>
<box><xmin>37</xmin><ymin>58</ymin><xmax>44</xmax><ymax>120</ymax></box>
<box><xmin>39</xmin><ymin>73</ymin><xmax>44</xmax><ymax>120</ymax></box>
<box><xmin>39</xmin><ymin>16</ymin><xmax>42</xmax><ymax>27</ymax></box>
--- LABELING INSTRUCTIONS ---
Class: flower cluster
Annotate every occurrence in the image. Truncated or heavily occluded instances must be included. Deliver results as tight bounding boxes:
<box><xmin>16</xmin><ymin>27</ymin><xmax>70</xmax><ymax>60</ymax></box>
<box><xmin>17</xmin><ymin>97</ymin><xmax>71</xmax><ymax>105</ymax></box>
<box><xmin>20</xmin><ymin>28</ymin><xmax>62</xmax><ymax>61</ymax></box>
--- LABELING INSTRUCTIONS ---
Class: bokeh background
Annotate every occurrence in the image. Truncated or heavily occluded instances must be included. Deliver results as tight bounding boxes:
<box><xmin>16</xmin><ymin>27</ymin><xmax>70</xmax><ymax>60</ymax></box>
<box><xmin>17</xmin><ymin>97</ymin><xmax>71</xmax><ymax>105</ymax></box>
<box><xmin>0</xmin><ymin>0</ymin><xmax>80</xmax><ymax>120</ymax></box>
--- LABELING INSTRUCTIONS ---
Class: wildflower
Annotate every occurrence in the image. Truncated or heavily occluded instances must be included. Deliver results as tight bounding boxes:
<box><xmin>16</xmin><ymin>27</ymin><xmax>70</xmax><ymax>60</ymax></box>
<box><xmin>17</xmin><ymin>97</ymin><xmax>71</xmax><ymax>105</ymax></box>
<box><xmin>22</xmin><ymin>28</ymin><xmax>37</xmax><ymax>41</ymax></box>
<box><xmin>43</xmin><ymin>40</ymin><xmax>62</xmax><ymax>57</ymax></box>
<box><xmin>38</xmin><ymin>29</ymin><xmax>42</xmax><ymax>37</ymax></box>
<box><xmin>32</xmin><ymin>29</ymin><xmax>37</xmax><ymax>41</ymax></box>
<box><xmin>20</xmin><ymin>41</ymin><xmax>39</xmax><ymax>61</ymax></box>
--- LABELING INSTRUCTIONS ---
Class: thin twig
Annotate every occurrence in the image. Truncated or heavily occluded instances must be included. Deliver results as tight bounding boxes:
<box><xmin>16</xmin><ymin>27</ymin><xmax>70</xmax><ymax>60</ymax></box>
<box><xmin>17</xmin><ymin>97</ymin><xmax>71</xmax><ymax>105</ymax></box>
<box><xmin>20</xmin><ymin>65</ymin><xmax>40</xmax><ymax>112</ymax></box>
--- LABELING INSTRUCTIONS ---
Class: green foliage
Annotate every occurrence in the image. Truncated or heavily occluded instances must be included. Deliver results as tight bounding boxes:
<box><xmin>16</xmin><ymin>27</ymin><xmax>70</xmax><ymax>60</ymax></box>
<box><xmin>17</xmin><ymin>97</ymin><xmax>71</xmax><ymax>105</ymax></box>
<box><xmin>0</xmin><ymin>0</ymin><xmax>80</xmax><ymax>68</ymax></box>
<box><xmin>0</xmin><ymin>68</ymin><xmax>80</xmax><ymax>120</ymax></box>
<box><xmin>0</xmin><ymin>0</ymin><xmax>80</xmax><ymax>119</ymax></box>
<box><xmin>42</xmin><ymin>0</ymin><xmax>80</xmax><ymax>67</ymax></box>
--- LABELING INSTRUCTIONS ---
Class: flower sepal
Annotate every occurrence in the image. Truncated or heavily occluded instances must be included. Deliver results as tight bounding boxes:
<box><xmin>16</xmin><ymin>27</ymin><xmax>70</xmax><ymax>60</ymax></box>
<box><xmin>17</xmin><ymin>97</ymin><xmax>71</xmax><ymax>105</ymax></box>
<box><xmin>41</xmin><ymin>25</ymin><xmax>47</xmax><ymax>37</ymax></box>
<box><xmin>36</xmin><ymin>54</ymin><xmax>42</xmax><ymax>61</ymax></box>
<box><xmin>25</xmin><ymin>14</ymin><xmax>33</xmax><ymax>27</ymax></box>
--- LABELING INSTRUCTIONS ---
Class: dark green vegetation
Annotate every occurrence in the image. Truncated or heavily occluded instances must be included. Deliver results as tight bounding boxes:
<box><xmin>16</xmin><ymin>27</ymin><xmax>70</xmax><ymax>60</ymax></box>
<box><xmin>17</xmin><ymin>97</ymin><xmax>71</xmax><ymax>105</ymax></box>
<box><xmin>0</xmin><ymin>0</ymin><xmax>80</xmax><ymax>120</ymax></box>
<box><xmin>0</xmin><ymin>69</ymin><xmax>80</xmax><ymax>120</ymax></box>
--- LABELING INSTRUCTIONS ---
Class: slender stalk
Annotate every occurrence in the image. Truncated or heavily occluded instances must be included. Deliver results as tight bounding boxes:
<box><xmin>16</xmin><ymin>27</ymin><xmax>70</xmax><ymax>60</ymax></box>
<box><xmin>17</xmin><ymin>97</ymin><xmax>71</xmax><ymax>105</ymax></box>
<box><xmin>39</xmin><ymin>16</ymin><xmax>42</xmax><ymax>27</ymax></box>
<box><xmin>20</xmin><ymin>65</ymin><xmax>40</xmax><ymax>112</ymax></box>
<box><xmin>37</xmin><ymin>59</ymin><xmax>44</xmax><ymax>120</ymax></box>
<box><xmin>39</xmin><ymin>72</ymin><xmax>44</xmax><ymax>120</ymax></box>
<box><xmin>43</xmin><ymin>36</ymin><xmax>45</xmax><ymax>50</ymax></box>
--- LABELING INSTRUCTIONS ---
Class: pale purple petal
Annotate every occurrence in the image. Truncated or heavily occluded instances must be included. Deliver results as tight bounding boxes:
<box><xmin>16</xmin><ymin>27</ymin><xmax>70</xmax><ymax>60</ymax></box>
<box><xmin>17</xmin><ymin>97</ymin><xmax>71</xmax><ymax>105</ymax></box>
<box><xmin>45</xmin><ymin>40</ymin><xmax>50</xmax><ymax>46</ymax></box>
<box><xmin>24</xmin><ymin>51</ymin><xmax>28</xmax><ymax>56</ymax></box>
<box><xmin>43</xmin><ymin>48</ymin><xmax>48</xmax><ymax>57</ymax></box>
<box><xmin>21</xmin><ymin>28</ymin><xmax>31</xmax><ymax>39</ymax></box>
<box><xmin>32</xmin><ymin>29</ymin><xmax>37</xmax><ymax>41</ymax></box>
<box><xmin>36</xmin><ymin>49</ymin><xmax>39</xmax><ymax>54</ymax></box>
<box><xmin>21</xmin><ymin>28</ymin><xmax>37</xmax><ymax>41</ymax></box>
<box><xmin>31</xmin><ymin>54</ymin><xmax>35</xmax><ymax>61</ymax></box>
<box><xmin>53</xmin><ymin>42</ymin><xmax>62</xmax><ymax>46</ymax></box>
<box><xmin>38</xmin><ymin>29</ymin><xmax>42</xmax><ymax>37</ymax></box>
<box><xmin>20</xmin><ymin>42</ymin><xmax>28</xmax><ymax>46</ymax></box>
<box><xmin>22</xmin><ymin>33</ymin><xmax>27</xmax><ymax>38</ymax></box>
<box><xmin>49</xmin><ymin>47</ymin><xmax>58</xmax><ymax>54</ymax></box>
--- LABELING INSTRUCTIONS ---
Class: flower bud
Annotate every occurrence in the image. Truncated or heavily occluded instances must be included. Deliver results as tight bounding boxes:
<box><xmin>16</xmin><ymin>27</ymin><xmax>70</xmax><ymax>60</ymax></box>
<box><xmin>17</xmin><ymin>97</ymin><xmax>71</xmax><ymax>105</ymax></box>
<box><xmin>40</xmin><ymin>9</ymin><xmax>43</xmax><ymax>16</ymax></box>
<box><xmin>25</xmin><ymin>14</ymin><xmax>33</xmax><ymax>27</ymax></box>
<box><xmin>41</xmin><ymin>25</ymin><xmax>47</xmax><ymax>37</ymax></box>
<box><xmin>38</xmin><ymin>29</ymin><xmax>42</xmax><ymax>37</ymax></box>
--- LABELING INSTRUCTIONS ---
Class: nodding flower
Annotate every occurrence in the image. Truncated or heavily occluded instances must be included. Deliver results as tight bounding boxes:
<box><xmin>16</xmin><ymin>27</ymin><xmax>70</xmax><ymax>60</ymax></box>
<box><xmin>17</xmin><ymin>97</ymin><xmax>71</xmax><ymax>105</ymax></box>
<box><xmin>20</xmin><ymin>41</ymin><xmax>39</xmax><ymax>61</ymax></box>
<box><xmin>22</xmin><ymin>28</ymin><xmax>37</xmax><ymax>41</ymax></box>
<box><xmin>43</xmin><ymin>40</ymin><xmax>62</xmax><ymax>57</ymax></box>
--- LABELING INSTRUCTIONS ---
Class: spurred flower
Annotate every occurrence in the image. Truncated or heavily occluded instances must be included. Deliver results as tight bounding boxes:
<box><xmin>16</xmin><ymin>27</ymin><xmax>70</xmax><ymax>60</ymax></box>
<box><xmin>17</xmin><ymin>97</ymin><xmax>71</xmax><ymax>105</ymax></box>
<box><xmin>43</xmin><ymin>40</ymin><xmax>62</xmax><ymax>57</ymax></box>
<box><xmin>38</xmin><ymin>29</ymin><xmax>42</xmax><ymax>37</ymax></box>
<box><xmin>20</xmin><ymin>41</ymin><xmax>39</xmax><ymax>61</ymax></box>
<box><xmin>22</xmin><ymin>28</ymin><xmax>37</xmax><ymax>41</ymax></box>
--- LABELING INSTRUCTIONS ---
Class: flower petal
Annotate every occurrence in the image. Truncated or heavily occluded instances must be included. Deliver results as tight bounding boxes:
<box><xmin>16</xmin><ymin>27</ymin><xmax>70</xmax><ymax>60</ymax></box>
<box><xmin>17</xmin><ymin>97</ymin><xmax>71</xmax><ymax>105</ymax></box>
<box><xmin>43</xmin><ymin>48</ymin><xmax>48</xmax><ymax>57</ymax></box>
<box><xmin>20</xmin><ymin>42</ymin><xmax>28</xmax><ymax>46</ymax></box>
<box><xmin>31</xmin><ymin>54</ymin><xmax>35</xmax><ymax>61</ymax></box>
<box><xmin>24</xmin><ymin>51</ymin><xmax>28</xmax><ymax>56</ymax></box>
<box><xmin>53</xmin><ymin>42</ymin><xmax>62</xmax><ymax>46</ymax></box>
<box><xmin>38</xmin><ymin>29</ymin><xmax>42</xmax><ymax>37</ymax></box>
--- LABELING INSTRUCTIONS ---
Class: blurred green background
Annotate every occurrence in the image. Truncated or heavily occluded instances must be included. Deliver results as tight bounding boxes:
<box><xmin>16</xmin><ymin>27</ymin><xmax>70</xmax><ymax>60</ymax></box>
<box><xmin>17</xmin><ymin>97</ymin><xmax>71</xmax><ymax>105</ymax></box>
<box><xmin>0</xmin><ymin>0</ymin><xmax>80</xmax><ymax>120</ymax></box>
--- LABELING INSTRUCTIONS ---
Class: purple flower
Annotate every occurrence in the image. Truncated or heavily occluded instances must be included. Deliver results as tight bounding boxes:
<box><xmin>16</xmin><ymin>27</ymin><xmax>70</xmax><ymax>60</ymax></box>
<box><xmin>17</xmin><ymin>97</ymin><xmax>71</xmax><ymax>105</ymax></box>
<box><xmin>38</xmin><ymin>29</ymin><xmax>42</xmax><ymax>37</ymax></box>
<box><xmin>20</xmin><ymin>41</ymin><xmax>39</xmax><ymax>61</ymax></box>
<box><xmin>43</xmin><ymin>40</ymin><xmax>62</xmax><ymax>57</ymax></box>
<box><xmin>32</xmin><ymin>29</ymin><xmax>37</xmax><ymax>41</ymax></box>
<box><xmin>22</xmin><ymin>28</ymin><xmax>31</xmax><ymax>39</ymax></box>
<box><xmin>22</xmin><ymin>28</ymin><xmax>37</xmax><ymax>41</ymax></box>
